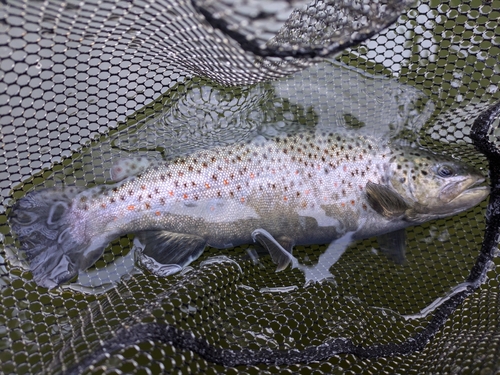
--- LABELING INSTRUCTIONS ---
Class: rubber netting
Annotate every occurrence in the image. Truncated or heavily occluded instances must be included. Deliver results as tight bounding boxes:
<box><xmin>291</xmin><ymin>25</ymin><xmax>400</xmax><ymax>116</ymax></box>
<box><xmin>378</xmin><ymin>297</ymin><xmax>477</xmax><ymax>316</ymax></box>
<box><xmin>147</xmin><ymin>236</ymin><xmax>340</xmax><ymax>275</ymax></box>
<box><xmin>1</xmin><ymin>0</ymin><xmax>500</xmax><ymax>374</ymax></box>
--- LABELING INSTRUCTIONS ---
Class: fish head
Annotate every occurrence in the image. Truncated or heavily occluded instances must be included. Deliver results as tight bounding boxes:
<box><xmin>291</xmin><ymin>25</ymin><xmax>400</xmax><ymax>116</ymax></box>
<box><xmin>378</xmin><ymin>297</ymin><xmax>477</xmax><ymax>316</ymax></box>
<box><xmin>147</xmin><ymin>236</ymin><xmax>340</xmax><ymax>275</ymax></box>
<box><xmin>389</xmin><ymin>149</ymin><xmax>490</xmax><ymax>223</ymax></box>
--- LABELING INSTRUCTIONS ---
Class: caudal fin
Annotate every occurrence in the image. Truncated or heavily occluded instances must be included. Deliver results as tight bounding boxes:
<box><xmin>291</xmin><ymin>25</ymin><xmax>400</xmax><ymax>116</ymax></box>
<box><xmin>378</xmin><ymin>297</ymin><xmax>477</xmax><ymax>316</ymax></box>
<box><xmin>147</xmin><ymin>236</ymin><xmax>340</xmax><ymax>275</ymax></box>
<box><xmin>9</xmin><ymin>187</ymin><xmax>108</xmax><ymax>289</ymax></box>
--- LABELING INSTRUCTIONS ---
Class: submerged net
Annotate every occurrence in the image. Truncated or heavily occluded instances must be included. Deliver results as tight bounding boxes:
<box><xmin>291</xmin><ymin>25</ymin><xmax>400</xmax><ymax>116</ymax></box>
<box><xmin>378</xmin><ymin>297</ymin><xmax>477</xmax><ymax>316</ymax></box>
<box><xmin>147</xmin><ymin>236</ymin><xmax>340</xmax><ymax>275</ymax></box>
<box><xmin>1</xmin><ymin>0</ymin><xmax>500</xmax><ymax>374</ymax></box>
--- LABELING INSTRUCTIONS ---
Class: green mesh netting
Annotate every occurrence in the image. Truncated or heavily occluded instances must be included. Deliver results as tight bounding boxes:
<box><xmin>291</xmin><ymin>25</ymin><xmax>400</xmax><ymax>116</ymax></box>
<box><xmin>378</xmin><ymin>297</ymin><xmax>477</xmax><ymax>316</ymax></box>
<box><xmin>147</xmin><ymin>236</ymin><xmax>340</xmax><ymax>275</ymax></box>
<box><xmin>1</xmin><ymin>0</ymin><xmax>500</xmax><ymax>374</ymax></box>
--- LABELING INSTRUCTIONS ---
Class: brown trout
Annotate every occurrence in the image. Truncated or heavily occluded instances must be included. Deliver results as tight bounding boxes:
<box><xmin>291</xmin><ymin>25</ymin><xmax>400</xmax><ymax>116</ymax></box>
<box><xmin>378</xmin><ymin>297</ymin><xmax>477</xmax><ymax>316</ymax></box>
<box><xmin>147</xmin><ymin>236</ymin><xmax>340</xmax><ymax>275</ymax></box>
<box><xmin>9</xmin><ymin>130</ymin><xmax>489</xmax><ymax>288</ymax></box>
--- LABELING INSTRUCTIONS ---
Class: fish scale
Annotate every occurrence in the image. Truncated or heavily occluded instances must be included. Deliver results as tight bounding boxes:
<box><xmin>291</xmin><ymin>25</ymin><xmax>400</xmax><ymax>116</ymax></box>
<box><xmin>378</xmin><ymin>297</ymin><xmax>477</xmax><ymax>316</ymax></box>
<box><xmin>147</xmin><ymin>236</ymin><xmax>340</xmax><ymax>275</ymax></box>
<box><xmin>9</xmin><ymin>130</ymin><xmax>489</xmax><ymax>288</ymax></box>
<box><xmin>80</xmin><ymin>131</ymin><xmax>385</xmax><ymax>241</ymax></box>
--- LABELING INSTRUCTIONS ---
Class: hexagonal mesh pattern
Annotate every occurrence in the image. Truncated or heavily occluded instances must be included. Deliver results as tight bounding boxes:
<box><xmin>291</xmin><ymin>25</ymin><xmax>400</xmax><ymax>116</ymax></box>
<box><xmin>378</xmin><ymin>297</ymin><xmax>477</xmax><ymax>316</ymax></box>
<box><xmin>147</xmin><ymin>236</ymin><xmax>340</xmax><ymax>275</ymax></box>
<box><xmin>1</xmin><ymin>0</ymin><xmax>500</xmax><ymax>374</ymax></box>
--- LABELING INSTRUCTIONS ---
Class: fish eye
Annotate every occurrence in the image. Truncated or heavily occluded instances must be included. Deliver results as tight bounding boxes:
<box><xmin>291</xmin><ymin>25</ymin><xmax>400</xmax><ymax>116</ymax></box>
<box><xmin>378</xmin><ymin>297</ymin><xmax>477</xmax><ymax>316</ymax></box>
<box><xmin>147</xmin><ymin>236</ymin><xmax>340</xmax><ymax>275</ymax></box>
<box><xmin>437</xmin><ymin>164</ymin><xmax>455</xmax><ymax>178</ymax></box>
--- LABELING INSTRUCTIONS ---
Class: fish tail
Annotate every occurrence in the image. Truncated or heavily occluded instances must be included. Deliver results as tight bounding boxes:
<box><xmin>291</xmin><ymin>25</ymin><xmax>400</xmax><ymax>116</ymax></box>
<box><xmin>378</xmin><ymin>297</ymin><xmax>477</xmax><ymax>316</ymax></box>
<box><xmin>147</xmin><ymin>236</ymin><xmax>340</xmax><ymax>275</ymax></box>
<box><xmin>9</xmin><ymin>187</ymin><xmax>108</xmax><ymax>289</ymax></box>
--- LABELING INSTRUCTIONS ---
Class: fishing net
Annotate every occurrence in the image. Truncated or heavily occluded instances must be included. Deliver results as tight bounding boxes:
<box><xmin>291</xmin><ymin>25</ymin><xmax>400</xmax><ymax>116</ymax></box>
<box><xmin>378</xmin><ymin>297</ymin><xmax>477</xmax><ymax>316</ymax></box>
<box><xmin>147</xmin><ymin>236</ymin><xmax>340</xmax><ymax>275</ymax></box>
<box><xmin>1</xmin><ymin>0</ymin><xmax>500</xmax><ymax>374</ymax></box>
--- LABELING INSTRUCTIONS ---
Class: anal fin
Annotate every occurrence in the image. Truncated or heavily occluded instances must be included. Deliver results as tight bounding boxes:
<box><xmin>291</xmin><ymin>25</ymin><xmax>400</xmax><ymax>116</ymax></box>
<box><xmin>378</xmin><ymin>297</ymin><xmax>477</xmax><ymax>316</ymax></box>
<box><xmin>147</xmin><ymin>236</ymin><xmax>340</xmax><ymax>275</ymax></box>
<box><xmin>135</xmin><ymin>231</ymin><xmax>207</xmax><ymax>275</ymax></box>
<box><xmin>251</xmin><ymin>229</ymin><xmax>294</xmax><ymax>272</ymax></box>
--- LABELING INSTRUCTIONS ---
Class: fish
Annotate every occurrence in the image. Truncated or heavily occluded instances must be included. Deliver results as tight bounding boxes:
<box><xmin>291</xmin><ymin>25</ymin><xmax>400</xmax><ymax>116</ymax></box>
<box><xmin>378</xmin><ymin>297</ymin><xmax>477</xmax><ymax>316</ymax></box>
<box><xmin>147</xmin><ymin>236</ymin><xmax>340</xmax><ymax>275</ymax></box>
<box><xmin>9</xmin><ymin>129</ymin><xmax>489</xmax><ymax>289</ymax></box>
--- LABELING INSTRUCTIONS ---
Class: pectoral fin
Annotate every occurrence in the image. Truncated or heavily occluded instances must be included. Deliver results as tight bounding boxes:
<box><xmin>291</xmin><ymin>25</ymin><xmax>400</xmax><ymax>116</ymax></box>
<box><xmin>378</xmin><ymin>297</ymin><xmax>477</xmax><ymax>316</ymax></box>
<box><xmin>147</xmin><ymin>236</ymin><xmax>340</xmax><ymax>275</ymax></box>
<box><xmin>251</xmin><ymin>229</ymin><xmax>294</xmax><ymax>272</ymax></box>
<box><xmin>136</xmin><ymin>231</ymin><xmax>207</xmax><ymax>273</ymax></box>
<box><xmin>377</xmin><ymin>229</ymin><xmax>407</xmax><ymax>265</ymax></box>
<box><xmin>365</xmin><ymin>181</ymin><xmax>410</xmax><ymax>219</ymax></box>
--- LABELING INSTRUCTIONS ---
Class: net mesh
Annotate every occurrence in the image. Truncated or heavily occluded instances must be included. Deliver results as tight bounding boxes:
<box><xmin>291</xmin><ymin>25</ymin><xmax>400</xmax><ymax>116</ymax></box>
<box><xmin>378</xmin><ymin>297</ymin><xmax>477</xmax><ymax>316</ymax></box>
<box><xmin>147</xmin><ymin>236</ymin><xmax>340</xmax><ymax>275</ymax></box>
<box><xmin>1</xmin><ymin>0</ymin><xmax>500</xmax><ymax>374</ymax></box>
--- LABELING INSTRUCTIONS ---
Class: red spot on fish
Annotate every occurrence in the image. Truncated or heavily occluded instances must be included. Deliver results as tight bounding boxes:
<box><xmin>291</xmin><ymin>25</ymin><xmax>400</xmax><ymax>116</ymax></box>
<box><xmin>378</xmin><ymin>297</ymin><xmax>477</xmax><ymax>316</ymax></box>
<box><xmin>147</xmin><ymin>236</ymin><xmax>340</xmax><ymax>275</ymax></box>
<box><xmin>183</xmin><ymin>193</ymin><xmax>188</xmax><ymax>199</ymax></box>
<box><xmin>127</xmin><ymin>205</ymin><xmax>135</xmax><ymax>210</ymax></box>
<box><xmin>341</xmin><ymin>203</ymin><xmax>346</xmax><ymax>207</ymax></box>
<box><xmin>169</xmin><ymin>191</ymin><xmax>174</xmax><ymax>197</ymax></box>
<box><xmin>224</xmin><ymin>180</ymin><xmax>229</xmax><ymax>185</ymax></box>
<box><xmin>250</xmin><ymin>173</ymin><xmax>255</xmax><ymax>178</ymax></box>
<box><xmin>351</xmin><ymin>200</ymin><xmax>355</xmax><ymax>206</ymax></box>
<box><xmin>141</xmin><ymin>185</ymin><xmax>146</xmax><ymax>190</ymax></box>
<box><xmin>101</xmin><ymin>203</ymin><xmax>106</xmax><ymax>208</ymax></box>
<box><xmin>240</xmin><ymin>197</ymin><xmax>245</xmax><ymax>203</ymax></box>
<box><xmin>284</xmin><ymin>196</ymin><xmax>288</xmax><ymax>201</ymax></box>
<box><xmin>155</xmin><ymin>211</ymin><xmax>161</xmax><ymax>216</ymax></box>
<box><xmin>205</xmin><ymin>183</ymin><xmax>210</xmax><ymax>189</ymax></box>
<box><xmin>305</xmin><ymin>190</ymin><xmax>310</xmax><ymax>195</ymax></box>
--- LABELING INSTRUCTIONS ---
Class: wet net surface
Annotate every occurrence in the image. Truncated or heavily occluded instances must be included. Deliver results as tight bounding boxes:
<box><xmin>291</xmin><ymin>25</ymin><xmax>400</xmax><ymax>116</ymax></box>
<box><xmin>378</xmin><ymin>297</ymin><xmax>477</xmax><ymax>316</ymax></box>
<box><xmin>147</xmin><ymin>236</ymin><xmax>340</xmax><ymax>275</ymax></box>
<box><xmin>1</xmin><ymin>0</ymin><xmax>500</xmax><ymax>374</ymax></box>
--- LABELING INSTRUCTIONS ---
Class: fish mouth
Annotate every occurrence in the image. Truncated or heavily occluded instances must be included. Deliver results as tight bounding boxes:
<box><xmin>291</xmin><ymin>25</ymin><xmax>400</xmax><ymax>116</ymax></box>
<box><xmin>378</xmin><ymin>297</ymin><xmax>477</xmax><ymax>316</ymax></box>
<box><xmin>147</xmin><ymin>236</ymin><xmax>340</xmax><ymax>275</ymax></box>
<box><xmin>441</xmin><ymin>176</ymin><xmax>489</xmax><ymax>213</ymax></box>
